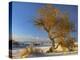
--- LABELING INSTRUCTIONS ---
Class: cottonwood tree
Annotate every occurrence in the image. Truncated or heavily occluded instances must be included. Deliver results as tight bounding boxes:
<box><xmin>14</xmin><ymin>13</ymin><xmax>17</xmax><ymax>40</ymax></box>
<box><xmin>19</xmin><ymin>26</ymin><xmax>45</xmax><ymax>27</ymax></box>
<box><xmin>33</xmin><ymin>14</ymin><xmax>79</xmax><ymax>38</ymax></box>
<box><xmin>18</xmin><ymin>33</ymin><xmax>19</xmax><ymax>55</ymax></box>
<box><xmin>34</xmin><ymin>5</ymin><xmax>75</xmax><ymax>52</ymax></box>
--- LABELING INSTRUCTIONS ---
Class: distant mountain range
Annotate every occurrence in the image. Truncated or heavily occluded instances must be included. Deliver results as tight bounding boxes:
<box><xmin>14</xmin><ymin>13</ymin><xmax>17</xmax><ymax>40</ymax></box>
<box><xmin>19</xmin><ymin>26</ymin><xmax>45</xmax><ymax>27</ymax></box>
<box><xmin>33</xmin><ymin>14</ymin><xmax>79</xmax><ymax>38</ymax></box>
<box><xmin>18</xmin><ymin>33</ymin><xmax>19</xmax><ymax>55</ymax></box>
<box><xmin>12</xmin><ymin>35</ymin><xmax>51</xmax><ymax>42</ymax></box>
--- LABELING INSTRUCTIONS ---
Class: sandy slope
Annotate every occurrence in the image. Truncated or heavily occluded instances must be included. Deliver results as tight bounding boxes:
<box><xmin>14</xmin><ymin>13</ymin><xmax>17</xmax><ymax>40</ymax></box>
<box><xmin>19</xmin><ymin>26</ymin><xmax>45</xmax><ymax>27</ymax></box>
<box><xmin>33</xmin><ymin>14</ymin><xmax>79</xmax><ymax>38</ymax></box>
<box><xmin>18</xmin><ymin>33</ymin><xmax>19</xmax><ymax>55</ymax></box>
<box><xmin>11</xmin><ymin>42</ymin><xmax>78</xmax><ymax>58</ymax></box>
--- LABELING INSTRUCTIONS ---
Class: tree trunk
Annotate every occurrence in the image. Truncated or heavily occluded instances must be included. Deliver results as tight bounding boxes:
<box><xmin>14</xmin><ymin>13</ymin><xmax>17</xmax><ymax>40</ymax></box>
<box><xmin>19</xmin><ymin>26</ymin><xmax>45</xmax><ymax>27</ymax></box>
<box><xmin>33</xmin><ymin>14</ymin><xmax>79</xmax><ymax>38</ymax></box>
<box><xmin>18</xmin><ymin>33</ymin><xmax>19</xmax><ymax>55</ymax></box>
<box><xmin>49</xmin><ymin>35</ymin><xmax>55</xmax><ymax>47</ymax></box>
<box><xmin>47</xmin><ymin>32</ymin><xmax>55</xmax><ymax>52</ymax></box>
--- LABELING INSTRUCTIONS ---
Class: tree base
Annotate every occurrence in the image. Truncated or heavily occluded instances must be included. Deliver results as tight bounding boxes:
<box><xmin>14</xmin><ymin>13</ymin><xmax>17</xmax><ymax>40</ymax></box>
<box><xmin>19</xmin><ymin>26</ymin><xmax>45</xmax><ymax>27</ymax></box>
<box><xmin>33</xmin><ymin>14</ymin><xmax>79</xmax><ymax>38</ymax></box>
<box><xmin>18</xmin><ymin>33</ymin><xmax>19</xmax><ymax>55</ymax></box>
<box><xmin>47</xmin><ymin>47</ymin><xmax>55</xmax><ymax>53</ymax></box>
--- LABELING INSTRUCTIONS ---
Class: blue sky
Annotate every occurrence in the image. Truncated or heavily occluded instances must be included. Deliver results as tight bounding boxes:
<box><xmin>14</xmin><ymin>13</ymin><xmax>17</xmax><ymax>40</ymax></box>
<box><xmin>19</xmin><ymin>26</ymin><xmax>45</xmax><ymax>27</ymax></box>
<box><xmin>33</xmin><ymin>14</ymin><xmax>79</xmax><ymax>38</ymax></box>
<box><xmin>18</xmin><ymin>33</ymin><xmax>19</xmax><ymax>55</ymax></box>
<box><xmin>11</xmin><ymin>2</ymin><xmax>78</xmax><ymax>41</ymax></box>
